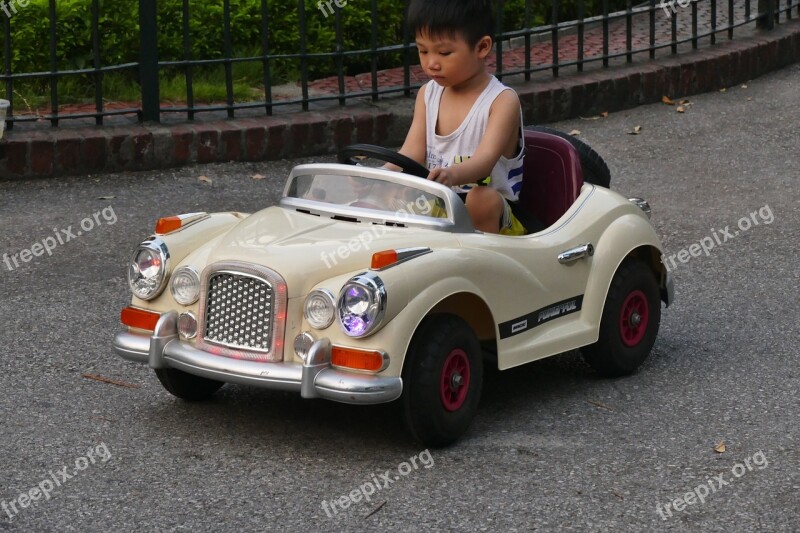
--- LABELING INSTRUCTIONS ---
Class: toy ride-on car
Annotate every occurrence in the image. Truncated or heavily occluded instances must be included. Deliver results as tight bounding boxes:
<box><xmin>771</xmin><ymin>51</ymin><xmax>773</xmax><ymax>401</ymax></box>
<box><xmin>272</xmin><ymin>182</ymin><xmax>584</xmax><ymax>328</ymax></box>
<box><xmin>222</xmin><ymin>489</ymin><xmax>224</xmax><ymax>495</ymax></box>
<box><xmin>113</xmin><ymin>128</ymin><xmax>673</xmax><ymax>447</ymax></box>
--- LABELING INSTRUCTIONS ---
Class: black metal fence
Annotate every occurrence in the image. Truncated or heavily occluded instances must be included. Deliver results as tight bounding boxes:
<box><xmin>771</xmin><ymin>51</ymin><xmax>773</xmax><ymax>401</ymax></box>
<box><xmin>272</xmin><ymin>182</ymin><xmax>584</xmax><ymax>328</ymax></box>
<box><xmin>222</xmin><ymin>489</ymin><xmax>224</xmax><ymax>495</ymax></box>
<box><xmin>1</xmin><ymin>0</ymin><xmax>799</xmax><ymax>129</ymax></box>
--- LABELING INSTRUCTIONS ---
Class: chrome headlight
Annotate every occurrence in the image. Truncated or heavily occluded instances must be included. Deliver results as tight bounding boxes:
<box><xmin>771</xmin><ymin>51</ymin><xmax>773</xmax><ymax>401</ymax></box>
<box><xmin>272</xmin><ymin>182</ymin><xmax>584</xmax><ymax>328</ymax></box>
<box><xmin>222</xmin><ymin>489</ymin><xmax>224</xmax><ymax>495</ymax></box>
<box><xmin>128</xmin><ymin>237</ymin><xmax>169</xmax><ymax>300</ymax></box>
<box><xmin>170</xmin><ymin>266</ymin><xmax>201</xmax><ymax>305</ymax></box>
<box><xmin>337</xmin><ymin>273</ymin><xmax>387</xmax><ymax>338</ymax></box>
<box><xmin>304</xmin><ymin>289</ymin><xmax>336</xmax><ymax>329</ymax></box>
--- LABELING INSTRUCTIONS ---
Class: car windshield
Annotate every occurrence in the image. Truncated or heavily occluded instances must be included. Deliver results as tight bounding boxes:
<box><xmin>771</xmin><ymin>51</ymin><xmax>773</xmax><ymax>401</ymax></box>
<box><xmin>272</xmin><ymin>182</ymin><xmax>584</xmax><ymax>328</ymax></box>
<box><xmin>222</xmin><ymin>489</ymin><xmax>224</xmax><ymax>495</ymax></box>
<box><xmin>286</xmin><ymin>173</ymin><xmax>449</xmax><ymax>219</ymax></box>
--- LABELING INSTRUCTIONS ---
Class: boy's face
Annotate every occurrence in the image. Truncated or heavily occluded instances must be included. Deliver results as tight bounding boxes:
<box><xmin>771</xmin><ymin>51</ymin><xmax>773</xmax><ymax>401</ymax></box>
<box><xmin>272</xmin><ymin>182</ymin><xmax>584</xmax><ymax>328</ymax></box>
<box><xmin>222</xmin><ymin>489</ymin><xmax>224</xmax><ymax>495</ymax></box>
<box><xmin>415</xmin><ymin>31</ymin><xmax>491</xmax><ymax>88</ymax></box>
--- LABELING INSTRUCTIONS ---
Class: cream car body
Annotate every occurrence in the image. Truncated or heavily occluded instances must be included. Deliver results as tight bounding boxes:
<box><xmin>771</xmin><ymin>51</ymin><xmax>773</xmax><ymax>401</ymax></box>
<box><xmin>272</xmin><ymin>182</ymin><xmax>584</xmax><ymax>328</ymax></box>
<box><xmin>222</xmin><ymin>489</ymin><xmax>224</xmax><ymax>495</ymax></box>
<box><xmin>114</xmin><ymin>156</ymin><xmax>673</xmax><ymax>444</ymax></box>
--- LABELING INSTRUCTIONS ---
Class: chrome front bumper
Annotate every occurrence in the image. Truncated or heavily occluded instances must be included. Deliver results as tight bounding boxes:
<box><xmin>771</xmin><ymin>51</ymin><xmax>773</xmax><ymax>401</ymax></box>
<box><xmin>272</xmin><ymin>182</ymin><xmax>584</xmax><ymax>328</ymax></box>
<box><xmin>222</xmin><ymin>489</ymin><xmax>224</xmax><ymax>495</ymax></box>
<box><xmin>113</xmin><ymin>312</ymin><xmax>402</xmax><ymax>405</ymax></box>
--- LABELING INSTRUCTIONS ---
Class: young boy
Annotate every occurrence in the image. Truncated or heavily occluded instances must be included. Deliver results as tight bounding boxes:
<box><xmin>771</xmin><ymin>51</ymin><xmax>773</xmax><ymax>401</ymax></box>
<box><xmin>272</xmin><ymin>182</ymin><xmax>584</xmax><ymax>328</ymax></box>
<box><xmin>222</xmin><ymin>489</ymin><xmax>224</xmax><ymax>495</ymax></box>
<box><xmin>396</xmin><ymin>0</ymin><xmax>527</xmax><ymax>235</ymax></box>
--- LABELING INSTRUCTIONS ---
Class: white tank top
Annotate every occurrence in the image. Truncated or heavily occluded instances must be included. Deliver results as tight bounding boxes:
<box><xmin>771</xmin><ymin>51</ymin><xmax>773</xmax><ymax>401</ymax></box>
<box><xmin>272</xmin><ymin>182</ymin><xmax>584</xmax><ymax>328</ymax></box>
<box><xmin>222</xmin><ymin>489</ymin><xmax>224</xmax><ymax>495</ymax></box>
<box><xmin>424</xmin><ymin>76</ymin><xmax>525</xmax><ymax>201</ymax></box>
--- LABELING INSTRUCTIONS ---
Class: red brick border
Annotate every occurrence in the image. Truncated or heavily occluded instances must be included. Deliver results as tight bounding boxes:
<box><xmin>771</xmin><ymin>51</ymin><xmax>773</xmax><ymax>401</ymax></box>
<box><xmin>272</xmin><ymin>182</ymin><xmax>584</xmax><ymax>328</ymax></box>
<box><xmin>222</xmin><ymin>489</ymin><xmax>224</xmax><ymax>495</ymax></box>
<box><xmin>1</xmin><ymin>21</ymin><xmax>799</xmax><ymax>180</ymax></box>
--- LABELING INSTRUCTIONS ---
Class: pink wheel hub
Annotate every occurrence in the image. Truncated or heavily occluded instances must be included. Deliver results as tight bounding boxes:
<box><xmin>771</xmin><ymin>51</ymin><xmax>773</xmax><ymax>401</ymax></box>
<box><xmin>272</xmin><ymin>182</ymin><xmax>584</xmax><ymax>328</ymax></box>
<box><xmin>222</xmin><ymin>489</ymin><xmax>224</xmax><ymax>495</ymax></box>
<box><xmin>440</xmin><ymin>349</ymin><xmax>470</xmax><ymax>412</ymax></box>
<box><xmin>619</xmin><ymin>290</ymin><xmax>649</xmax><ymax>347</ymax></box>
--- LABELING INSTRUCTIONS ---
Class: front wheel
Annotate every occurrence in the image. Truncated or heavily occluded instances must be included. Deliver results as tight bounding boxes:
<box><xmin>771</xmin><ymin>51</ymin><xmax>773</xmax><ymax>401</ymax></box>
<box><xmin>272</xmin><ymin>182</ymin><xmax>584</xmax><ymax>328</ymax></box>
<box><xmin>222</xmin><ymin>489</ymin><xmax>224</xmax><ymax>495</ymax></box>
<box><xmin>581</xmin><ymin>259</ymin><xmax>661</xmax><ymax>377</ymax></box>
<box><xmin>402</xmin><ymin>314</ymin><xmax>483</xmax><ymax>448</ymax></box>
<box><xmin>155</xmin><ymin>368</ymin><xmax>224</xmax><ymax>401</ymax></box>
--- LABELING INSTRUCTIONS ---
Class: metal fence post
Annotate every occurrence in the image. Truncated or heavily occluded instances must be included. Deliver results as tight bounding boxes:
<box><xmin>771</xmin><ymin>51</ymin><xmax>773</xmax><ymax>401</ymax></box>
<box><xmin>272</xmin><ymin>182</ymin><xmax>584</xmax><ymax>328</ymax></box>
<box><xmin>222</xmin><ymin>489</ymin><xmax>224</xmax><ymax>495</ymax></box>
<box><xmin>758</xmin><ymin>0</ymin><xmax>776</xmax><ymax>29</ymax></box>
<box><xmin>139</xmin><ymin>0</ymin><xmax>160</xmax><ymax>122</ymax></box>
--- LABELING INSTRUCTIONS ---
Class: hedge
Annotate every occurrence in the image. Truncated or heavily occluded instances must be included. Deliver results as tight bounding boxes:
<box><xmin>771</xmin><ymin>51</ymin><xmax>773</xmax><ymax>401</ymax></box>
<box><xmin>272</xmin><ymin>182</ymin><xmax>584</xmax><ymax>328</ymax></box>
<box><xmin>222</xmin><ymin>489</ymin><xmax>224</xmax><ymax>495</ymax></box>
<box><xmin>3</xmin><ymin>0</ymin><xmax>629</xmax><ymax>91</ymax></box>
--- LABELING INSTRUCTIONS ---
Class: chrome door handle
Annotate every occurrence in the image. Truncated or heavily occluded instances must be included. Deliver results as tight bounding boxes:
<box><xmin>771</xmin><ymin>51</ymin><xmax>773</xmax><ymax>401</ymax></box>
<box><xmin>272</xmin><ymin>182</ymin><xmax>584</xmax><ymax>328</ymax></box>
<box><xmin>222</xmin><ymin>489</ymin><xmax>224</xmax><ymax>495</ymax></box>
<box><xmin>558</xmin><ymin>243</ymin><xmax>594</xmax><ymax>264</ymax></box>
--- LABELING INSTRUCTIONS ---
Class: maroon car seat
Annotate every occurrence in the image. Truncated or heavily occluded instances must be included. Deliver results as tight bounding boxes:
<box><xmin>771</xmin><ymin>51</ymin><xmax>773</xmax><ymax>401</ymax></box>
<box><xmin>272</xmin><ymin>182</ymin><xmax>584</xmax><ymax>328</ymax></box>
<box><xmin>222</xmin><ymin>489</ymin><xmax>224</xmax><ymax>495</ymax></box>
<box><xmin>518</xmin><ymin>130</ymin><xmax>584</xmax><ymax>229</ymax></box>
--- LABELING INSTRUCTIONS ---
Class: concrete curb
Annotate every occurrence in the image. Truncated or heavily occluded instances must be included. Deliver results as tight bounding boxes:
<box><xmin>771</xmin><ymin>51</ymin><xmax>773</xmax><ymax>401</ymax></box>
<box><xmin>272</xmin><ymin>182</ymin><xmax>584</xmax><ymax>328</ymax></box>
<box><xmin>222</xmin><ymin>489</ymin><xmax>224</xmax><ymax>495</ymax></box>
<box><xmin>1</xmin><ymin>20</ymin><xmax>799</xmax><ymax>180</ymax></box>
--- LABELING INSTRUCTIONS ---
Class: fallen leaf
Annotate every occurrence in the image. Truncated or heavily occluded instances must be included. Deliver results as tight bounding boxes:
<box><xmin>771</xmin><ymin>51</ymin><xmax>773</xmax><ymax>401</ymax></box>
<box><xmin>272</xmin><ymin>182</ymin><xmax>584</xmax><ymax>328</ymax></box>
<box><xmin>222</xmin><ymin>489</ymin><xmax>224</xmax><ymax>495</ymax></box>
<box><xmin>82</xmin><ymin>373</ymin><xmax>141</xmax><ymax>389</ymax></box>
<box><xmin>679</xmin><ymin>99</ymin><xmax>691</xmax><ymax>105</ymax></box>
<box><xmin>662</xmin><ymin>95</ymin><xmax>675</xmax><ymax>105</ymax></box>
<box><xmin>569</xmin><ymin>129</ymin><xmax>581</xmax><ymax>136</ymax></box>
<box><xmin>714</xmin><ymin>441</ymin><xmax>727</xmax><ymax>453</ymax></box>
<box><xmin>676</xmin><ymin>105</ymin><xmax>685</xmax><ymax>113</ymax></box>
<box><xmin>612</xmin><ymin>489</ymin><xmax>625</xmax><ymax>500</ymax></box>
<box><xmin>601</xmin><ymin>111</ymin><xmax>609</xmax><ymax>117</ymax></box>
<box><xmin>198</xmin><ymin>175</ymin><xmax>213</xmax><ymax>185</ymax></box>
<box><xmin>96</xmin><ymin>195</ymin><xmax>115</xmax><ymax>200</ymax></box>
<box><xmin>720</xmin><ymin>88</ymin><xmax>727</xmax><ymax>93</ymax></box>
<box><xmin>250</xmin><ymin>173</ymin><xmax>265</xmax><ymax>180</ymax></box>
<box><xmin>587</xmin><ymin>399</ymin><xmax>614</xmax><ymax>411</ymax></box>
<box><xmin>628</xmin><ymin>125</ymin><xmax>642</xmax><ymax>135</ymax></box>
<box><xmin>747</xmin><ymin>97</ymin><xmax>753</xmax><ymax>101</ymax></box>
<box><xmin>741</xmin><ymin>84</ymin><xmax>748</xmax><ymax>89</ymax></box>
<box><xmin>579</xmin><ymin>115</ymin><xmax>601</xmax><ymax>121</ymax></box>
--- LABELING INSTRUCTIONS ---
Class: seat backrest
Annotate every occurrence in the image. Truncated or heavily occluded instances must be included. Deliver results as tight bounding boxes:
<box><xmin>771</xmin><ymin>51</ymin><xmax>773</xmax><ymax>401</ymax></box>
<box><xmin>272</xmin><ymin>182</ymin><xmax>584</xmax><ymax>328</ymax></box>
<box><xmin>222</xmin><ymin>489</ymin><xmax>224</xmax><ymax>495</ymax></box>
<box><xmin>519</xmin><ymin>130</ymin><xmax>584</xmax><ymax>228</ymax></box>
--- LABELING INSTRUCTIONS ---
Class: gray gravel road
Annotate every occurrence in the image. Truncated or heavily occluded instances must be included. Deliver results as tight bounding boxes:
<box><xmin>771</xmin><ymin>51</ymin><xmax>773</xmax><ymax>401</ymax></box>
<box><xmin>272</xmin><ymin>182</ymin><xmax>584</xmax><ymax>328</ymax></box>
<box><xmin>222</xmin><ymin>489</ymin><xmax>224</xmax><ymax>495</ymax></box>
<box><xmin>1</xmin><ymin>63</ymin><xmax>798</xmax><ymax>532</ymax></box>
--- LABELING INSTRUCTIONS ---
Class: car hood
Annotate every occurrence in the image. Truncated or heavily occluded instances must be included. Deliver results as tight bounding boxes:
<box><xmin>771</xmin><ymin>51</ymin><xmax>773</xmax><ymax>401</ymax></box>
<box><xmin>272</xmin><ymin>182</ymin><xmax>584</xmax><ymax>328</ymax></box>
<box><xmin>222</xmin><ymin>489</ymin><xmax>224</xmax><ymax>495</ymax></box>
<box><xmin>204</xmin><ymin>206</ymin><xmax>455</xmax><ymax>297</ymax></box>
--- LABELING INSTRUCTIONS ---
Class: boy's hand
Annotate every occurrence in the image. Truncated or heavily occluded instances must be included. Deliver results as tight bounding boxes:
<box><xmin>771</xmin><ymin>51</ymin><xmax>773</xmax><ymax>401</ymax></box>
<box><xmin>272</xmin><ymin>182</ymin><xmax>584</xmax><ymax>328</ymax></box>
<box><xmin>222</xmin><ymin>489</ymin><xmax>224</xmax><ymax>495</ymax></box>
<box><xmin>427</xmin><ymin>167</ymin><xmax>456</xmax><ymax>187</ymax></box>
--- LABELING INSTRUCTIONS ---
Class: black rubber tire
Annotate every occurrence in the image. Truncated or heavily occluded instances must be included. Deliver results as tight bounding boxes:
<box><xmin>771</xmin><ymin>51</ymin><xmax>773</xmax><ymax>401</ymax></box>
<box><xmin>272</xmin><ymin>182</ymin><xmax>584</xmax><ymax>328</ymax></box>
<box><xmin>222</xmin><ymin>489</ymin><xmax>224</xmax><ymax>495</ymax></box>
<box><xmin>154</xmin><ymin>368</ymin><xmax>224</xmax><ymax>401</ymax></box>
<box><xmin>402</xmin><ymin>314</ymin><xmax>483</xmax><ymax>448</ymax></box>
<box><xmin>527</xmin><ymin>125</ymin><xmax>611</xmax><ymax>188</ymax></box>
<box><xmin>581</xmin><ymin>259</ymin><xmax>661</xmax><ymax>377</ymax></box>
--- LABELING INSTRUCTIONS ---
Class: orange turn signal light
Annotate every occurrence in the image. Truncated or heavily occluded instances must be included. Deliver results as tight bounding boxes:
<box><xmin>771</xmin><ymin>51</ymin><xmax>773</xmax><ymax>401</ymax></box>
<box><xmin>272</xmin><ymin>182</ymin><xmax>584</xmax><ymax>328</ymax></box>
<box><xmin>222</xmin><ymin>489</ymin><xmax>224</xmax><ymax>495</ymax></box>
<box><xmin>155</xmin><ymin>216</ymin><xmax>182</xmax><ymax>235</ymax></box>
<box><xmin>331</xmin><ymin>346</ymin><xmax>385</xmax><ymax>372</ymax></box>
<box><xmin>121</xmin><ymin>306</ymin><xmax>161</xmax><ymax>332</ymax></box>
<box><xmin>371</xmin><ymin>250</ymin><xmax>398</xmax><ymax>270</ymax></box>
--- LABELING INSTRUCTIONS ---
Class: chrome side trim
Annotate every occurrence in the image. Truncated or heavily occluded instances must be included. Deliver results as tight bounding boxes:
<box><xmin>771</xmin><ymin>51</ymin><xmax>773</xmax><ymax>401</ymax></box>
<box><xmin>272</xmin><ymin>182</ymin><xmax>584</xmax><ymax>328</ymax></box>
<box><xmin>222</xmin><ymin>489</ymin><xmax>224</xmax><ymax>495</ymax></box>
<box><xmin>155</xmin><ymin>212</ymin><xmax>210</xmax><ymax>235</ymax></box>
<box><xmin>372</xmin><ymin>247</ymin><xmax>433</xmax><ymax>271</ymax></box>
<box><xmin>628</xmin><ymin>197</ymin><xmax>652</xmax><ymax>219</ymax></box>
<box><xmin>558</xmin><ymin>243</ymin><xmax>595</xmax><ymax>264</ymax></box>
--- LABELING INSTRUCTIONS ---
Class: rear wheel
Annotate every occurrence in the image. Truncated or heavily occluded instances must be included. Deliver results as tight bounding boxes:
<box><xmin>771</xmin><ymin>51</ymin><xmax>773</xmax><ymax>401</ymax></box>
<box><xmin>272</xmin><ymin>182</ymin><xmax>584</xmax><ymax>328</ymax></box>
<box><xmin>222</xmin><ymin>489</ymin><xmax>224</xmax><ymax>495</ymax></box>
<box><xmin>581</xmin><ymin>259</ymin><xmax>661</xmax><ymax>376</ymax></box>
<box><xmin>402</xmin><ymin>315</ymin><xmax>483</xmax><ymax>447</ymax></box>
<box><xmin>155</xmin><ymin>368</ymin><xmax>224</xmax><ymax>401</ymax></box>
<box><xmin>527</xmin><ymin>125</ymin><xmax>611</xmax><ymax>188</ymax></box>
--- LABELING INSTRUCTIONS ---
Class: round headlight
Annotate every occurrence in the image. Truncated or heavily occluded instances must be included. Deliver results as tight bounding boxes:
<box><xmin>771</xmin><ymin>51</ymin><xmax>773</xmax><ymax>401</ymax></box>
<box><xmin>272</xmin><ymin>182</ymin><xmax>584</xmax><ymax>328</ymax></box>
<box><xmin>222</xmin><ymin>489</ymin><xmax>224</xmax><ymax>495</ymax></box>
<box><xmin>337</xmin><ymin>273</ymin><xmax>387</xmax><ymax>338</ymax></box>
<box><xmin>171</xmin><ymin>266</ymin><xmax>201</xmax><ymax>305</ymax></box>
<box><xmin>128</xmin><ymin>238</ymin><xmax>169</xmax><ymax>300</ymax></box>
<box><xmin>304</xmin><ymin>289</ymin><xmax>336</xmax><ymax>329</ymax></box>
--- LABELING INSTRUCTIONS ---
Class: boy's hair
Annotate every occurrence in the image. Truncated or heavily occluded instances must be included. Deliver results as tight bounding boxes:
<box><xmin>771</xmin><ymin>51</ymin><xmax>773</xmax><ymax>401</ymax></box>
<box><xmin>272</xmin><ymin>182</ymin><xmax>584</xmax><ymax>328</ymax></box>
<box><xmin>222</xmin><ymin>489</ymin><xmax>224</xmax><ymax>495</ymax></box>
<box><xmin>407</xmin><ymin>0</ymin><xmax>495</xmax><ymax>47</ymax></box>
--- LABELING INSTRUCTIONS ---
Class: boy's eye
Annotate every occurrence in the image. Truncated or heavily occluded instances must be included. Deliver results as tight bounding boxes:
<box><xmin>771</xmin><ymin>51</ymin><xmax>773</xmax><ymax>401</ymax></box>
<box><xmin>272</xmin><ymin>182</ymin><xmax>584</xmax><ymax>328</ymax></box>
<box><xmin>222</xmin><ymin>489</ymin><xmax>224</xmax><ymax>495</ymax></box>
<box><xmin>440</xmin><ymin>52</ymin><xmax>452</xmax><ymax>56</ymax></box>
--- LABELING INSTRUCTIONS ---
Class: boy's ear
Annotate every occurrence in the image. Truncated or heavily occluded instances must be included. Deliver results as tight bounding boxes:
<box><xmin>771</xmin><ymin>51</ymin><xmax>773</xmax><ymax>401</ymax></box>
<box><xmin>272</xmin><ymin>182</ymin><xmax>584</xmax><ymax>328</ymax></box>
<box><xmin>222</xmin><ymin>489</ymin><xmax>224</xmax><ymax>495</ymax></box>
<box><xmin>475</xmin><ymin>35</ymin><xmax>493</xmax><ymax>58</ymax></box>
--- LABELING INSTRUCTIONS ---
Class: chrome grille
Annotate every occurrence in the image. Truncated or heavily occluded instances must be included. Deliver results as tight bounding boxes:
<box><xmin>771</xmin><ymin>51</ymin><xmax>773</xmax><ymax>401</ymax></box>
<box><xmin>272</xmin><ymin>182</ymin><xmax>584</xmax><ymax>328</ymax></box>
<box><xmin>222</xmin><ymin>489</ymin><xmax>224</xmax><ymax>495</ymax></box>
<box><xmin>203</xmin><ymin>272</ymin><xmax>273</xmax><ymax>352</ymax></box>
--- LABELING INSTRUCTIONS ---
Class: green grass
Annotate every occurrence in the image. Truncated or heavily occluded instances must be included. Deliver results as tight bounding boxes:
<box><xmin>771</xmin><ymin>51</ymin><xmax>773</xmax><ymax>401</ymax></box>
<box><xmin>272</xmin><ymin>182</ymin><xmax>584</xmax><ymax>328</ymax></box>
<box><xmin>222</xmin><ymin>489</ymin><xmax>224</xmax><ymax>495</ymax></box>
<box><xmin>11</xmin><ymin>65</ymin><xmax>266</xmax><ymax>114</ymax></box>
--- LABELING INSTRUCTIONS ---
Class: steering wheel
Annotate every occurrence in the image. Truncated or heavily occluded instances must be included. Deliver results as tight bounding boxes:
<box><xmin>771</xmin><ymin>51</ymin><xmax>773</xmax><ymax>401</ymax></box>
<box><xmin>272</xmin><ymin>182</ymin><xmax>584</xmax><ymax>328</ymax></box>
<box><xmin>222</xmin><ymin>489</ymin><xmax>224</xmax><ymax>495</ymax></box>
<box><xmin>338</xmin><ymin>144</ymin><xmax>429</xmax><ymax>179</ymax></box>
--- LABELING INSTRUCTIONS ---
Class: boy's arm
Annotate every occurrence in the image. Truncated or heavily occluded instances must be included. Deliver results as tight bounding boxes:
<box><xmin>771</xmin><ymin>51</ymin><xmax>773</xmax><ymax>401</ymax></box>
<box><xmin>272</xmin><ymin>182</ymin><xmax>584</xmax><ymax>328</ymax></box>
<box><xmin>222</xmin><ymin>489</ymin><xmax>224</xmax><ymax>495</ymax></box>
<box><xmin>428</xmin><ymin>90</ymin><xmax>521</xmax><ymax>187</ymax></box>
<box><xmin>385</xmin><ymin>85</ymin><xmax>428</xmax><ymax>171</ymax></box>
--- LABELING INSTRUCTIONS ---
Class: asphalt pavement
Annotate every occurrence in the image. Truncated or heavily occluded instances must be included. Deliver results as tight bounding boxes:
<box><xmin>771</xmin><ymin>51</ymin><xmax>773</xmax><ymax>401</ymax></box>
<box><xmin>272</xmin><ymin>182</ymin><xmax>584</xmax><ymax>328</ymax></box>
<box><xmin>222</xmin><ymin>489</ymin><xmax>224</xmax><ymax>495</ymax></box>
<box><xmin>1</xmin><ymin>63</ymin><xmax>798</xmax><ymax>532</ymax></box>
